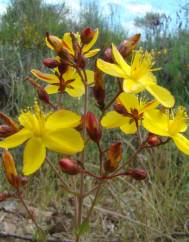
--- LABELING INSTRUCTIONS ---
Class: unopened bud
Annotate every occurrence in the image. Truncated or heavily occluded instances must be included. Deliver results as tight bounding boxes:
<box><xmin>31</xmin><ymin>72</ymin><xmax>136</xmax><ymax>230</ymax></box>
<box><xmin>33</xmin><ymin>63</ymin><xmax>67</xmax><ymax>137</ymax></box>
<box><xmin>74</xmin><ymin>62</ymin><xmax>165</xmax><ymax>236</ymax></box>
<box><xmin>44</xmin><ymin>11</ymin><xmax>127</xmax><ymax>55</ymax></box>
<box><xmin>118</xmin><ymin>33</ymin><xmax>141</xmax><ymax>58</ymax></box>
<box><xmin>147</xmin><ymin>133</ymin><xmax>161</xmax><ymax>146</ymax></box>
<box><xmin>37</xmin><ymin>86</ymin><xmax>51</xmax><ymax>105</ymax></box>
<box><xmin>0</xmin><ymin>113</ymin><xmax>19</xmax><ymax>132</ymax></box>
<box><xmin>58</xmin><ymin>63</ymin><xmax>68</xmax><ymax>74</ymax></box>
<box><xmin>27</xmin><ymin>77</ymin><xmax>51</xmax><ymax>105</ymax></box>
<box><xmin>86</xmin><ymin>112</ymin><xmax>101</xmax><ymax>143</ymax></box>
<box><xmin>2</xmin><ymin>149</ymin><xmax>17</xmax><ymax>187</ymax></box>
<box><xmin>103</xmin><ymin>47</ymin><xmax>113</xmax><ymax>63</ymax></box>
<box><xmin>93</xmin><ymin>69</ymin><xmax>105</xmax><ymax>107</ymax></box>
<box><xmin>46</xmin><ymin>32</ymin><xmax>63</xmax><ymax>53</ymax></box>
<box><xmin>0</xmin><ymin>124</ymin><xmax>17</xmax><ymax>138</ymax></box>
<box><xmin>81</xmin><ymin>27</ymin><xmax>95</xmax><ymax>44</ymax></box>
<box><xmin>0</xmin><ymin>192</ymin><xmax>13</xmax><ymax>202</ymax></box>
<box><xmin>127</xmin><ymin>168</ymin><xmax>147</xmax><ymax>180</ymax></box>
<box><xmin>59</xmin><ymin>158</ymin><xmax>81</xmax><ymax>175</ymax></box>
<box><xmin>43</xmin><ymin>58</ymin><xmax>59</xmax><ymax>68</ymax></box>
<box><xmin>104</xmin><ymin>143</ymin><xmax>122</xmax><ymax>172</ymax></box>
<box><xmin>113</xmin><ymin>103</ymin><xmax>128</xmax><ymax>115</ymax></box>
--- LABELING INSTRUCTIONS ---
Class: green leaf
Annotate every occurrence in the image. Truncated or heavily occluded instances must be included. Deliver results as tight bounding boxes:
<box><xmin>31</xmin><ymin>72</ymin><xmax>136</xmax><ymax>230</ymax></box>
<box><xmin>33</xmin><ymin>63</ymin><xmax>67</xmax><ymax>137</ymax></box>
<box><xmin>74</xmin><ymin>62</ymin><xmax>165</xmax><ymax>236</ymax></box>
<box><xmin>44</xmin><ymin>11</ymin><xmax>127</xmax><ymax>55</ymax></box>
<box><xmin>75</xmin><ymin>220</ymin><xmax>90</xmax><ymax>236</ymax></box>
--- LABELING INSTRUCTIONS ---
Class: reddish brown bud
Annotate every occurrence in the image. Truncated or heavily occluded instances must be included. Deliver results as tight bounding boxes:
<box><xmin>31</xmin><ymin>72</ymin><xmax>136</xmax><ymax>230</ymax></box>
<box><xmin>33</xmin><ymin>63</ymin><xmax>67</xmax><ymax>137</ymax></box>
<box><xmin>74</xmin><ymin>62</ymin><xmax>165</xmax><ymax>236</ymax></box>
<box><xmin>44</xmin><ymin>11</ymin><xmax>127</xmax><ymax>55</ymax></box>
<box><xmin>80</xmin><ymin>27</ymin><xmax>95</xmax><ymax>44</ymax></box>
<box><xmin>113</xmin><ymin>103</ymin><xmax>128</xmax><ymax>115</ymax></box>
<box><xmin>0</xmin><ymin>192</ymin><xmax>14</xmax><ymax>202</ymax></box>
<box><xmin>46</xmin><ymin>32</ymin><xmax>63</xmax><ymax>53</ymax></box>
<box><xmin>37</xmin><ymin>86</ymin><xmax>51</xmax><ymax>105</ymax></box>
<box><xmin>27</xmin><ymin>77</ymin><xmax>51</xmax><ymax>105</ymax></box>
<box><xmin>147</xmin><ymin>133</ymin><xmax>161</xmax><ymax>146</ymax></box>
<box><xmin>93</xmin><ymin>69</ymin><xmax>105</xmax><ymax>107</ymax></box>
<box><xmin>127</xmin><ymin>168</ymin><xmax>147</xmax><ymax>180</ymax></box>
<box><xmin>105</xmin><ymin>142</ymin><xmax>122</xmax><ymax>172</ymax></box>
<box><xmin>0</xmin><ymin>113</ymin><xmax>19</xmax><ymax>132</ymax></box>
<box><xmin>59</xmin><ymin>158</ymin><xmax>81</xmax><ymax>175</ymax></box>
<box><xmin>118</xmin><ymin>33</ymin><xmax>141</xmax><ymax>58</ymax></box>
<box><xmin>43</xmin><ymin>58</ymin><xmax>59</xmax><ymax>68</ymax></box>
<box><xmin>103</xmin><ymin>47</ymin><xmax>113</xmax><ymax>63</ymax></box>
<box><xmin>0</xmin><ymin>124</ymin><xmax>17</xmax><ymax>138</ymax></box>
<box><xmin>86</xmin><ymin>112</ymin><xmax>102</xmax><ymax>143</ymax></box>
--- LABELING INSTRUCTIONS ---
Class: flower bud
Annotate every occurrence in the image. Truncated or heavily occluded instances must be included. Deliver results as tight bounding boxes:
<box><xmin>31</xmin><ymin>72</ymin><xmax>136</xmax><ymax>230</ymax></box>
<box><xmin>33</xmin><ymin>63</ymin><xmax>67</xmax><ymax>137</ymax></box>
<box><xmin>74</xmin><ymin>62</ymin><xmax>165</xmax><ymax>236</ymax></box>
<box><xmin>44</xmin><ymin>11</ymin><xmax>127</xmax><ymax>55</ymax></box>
<box><xmin>59</xmin><ymin>158</ymin><xmax>81</xmax><ymax>175</ymax></box>
<box><xmin>43</xmin><ymin>58</ymin><xmax>59</xmax><ymax>68</ymax></box>
<box><xmin>0</xmin><ymin>192</ymin><xmax>13</xmax><ymax>202</ymax></box>
<box><xmin>103</xmin><ymin>47</ymin><xmax>113</xmax><ymax>63</ymax></box>
<box><xmin>0</xmin><ymin>124</ymin><xmax>17</xmax><ymax>138</ymax></box>
<box><xmin>86</xmin><ymin>112</ymin><xmax>101</xmax><ymax>143</ymax></box>
<box><xmin>127</xmin><ymin>168</ymin><xmax>147</xmax><ymax>180</ymax></box>
<box><xmin>118</xmin><ymin>33</ymin><xmax>141</xmax><ymax>58</ymax></box>
<box><xmin>104</xmin><ymin>142</ymin><xmax>122</xmax><ymax>172</ymax></box>
<box><xmin>93</xmin><ymin>69</ymin><xmax>105</xmax><ymax>107</ymax></box>
<box><xmin>2</xmin><ymin>149</ymin><xmax>17</xmax><ymax>187</ymax></box>
<box><xmin>147</xmin><ymin>133</ymin><xmax>161</xmax><ymax>146</ymax></box>
<box><xmin>46</xmin><ymin>32</ymin><xmax>63</xmax><ymax>53</ymax></box>
<box><xmin>37</xmin><ymin>86</ymin><xmax>51</xmax><ymax>105</ymax></box>
<box><xmin>27</xmin><ymin>77</ymin><xmax>51</xmax><ymax>105</ymax></box>
<box><xmin>113</xmin><ymin>103</ymin><xmax>128</xmax><ymax>115</ymax></box>
<box><xmin>0</xmin><ymin>112</ymin><xmax>19</xmax><ymax>132</ymax></box>
<box><xmin>80</xmin><ymin>27</ymin><xmax>95</xmax><ymax>44</ymax></box>
<box><xmin>2</xmin><ymin>149</ymin><xmax>28</xmax><ymax>189</ymax></box>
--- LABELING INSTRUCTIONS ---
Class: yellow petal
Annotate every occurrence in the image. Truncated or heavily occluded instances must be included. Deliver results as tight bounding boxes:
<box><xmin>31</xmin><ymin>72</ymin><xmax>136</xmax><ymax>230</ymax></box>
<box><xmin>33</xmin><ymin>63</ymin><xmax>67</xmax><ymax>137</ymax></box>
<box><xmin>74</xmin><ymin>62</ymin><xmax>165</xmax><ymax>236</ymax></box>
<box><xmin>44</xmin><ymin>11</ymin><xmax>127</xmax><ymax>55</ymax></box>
<box><xmin>23</xmin><ymin>137</ymin><xmax>46</xmax><ymax>175</ymax></box>
<box><xmin>146</xmin><ymin>84</ymin><xmax>175</xmax><ymax>108</ymax></box>
<box><xmin>143</xmin><ymin>109</ymin><xmax>169</xmax><ymax>136</ymax></box>
<box><xmin>62</xmin><ymin>33</ymin><xmax>74</xmax><ymax>55</ymax></box>
<box><xmin>140</xmin><ymin>99</ymin><xmax>159</xmax><ymax>113</ymax></box>
<box><xmin>85</xmin><ymin>70</ymin><xmax>94</xmax><ymax>84</ymax></box>
<box><xmin>31</xmin><ymin>69</ymin><xmax>59</xmax><ymax>84</ymax></box>
<box><xmin>173</xmin><ymin>133</ymin><xmax>189</xmax><ymax>155</ymax></box>
<box><xmin>84</xmin><ymin>49</ymin><xmax>100</xmax><ymax>58</ymax></box>
<box><xmin>117</xmin><ymin>92</ymin><xmax>139</xmax><ymax>111</ymax></box>
<box><xmin>0</xmin><ymin>128</ymin><xmax>32</xmax><ymax>148</ymax></box>
<box><xmin>45</xmin><ymin>110</ymin><xmax>81</xmax><ymax>130</ymax></box>
<box><xmin>83</xmin><ymin>28</ymin><xmax>99</xmax><ymax>53</ymax></box>
<box><xmin>45</xmin><ymin>85</ymin><xmax>59</xmax><ymax>94</ymax></box>
<box><xmin>112</xmin><ymin>44</ymin><xmax>130</xmax><ymax>73</ymax></box>
<box><xmin>97</xmin><ymin>59</ymin><xmax>126</xmax><ymax>78</ymax></box>
<box><xmin>139</xmin><ymin>73</ymin><xmax>157</xmax><ymax>86</ymax></box>
<box><xmin>66</xmin><ymin>76</ymin><xmax>85</xmax><ymax>97</ymax></box>
<box><xmin>63</xmin><ymin>67</ymin><xmax>75</xmax><ymax>80</ymax></box>
<box><xmin>120</xmin><ymin>121</ymin><xmax>137</xmax><ymax>134</ymax></box>
<box><xmin>101</xmin><ymin>111</ymin><xmax>129</xmax><ymax>128</ymax></box>
<box><xmin>44</xmin><ymin>128</ymin><xmax>84</xmax><ymax>154</ymax></box>
<box><xmin>123</xmin><ymin>78</ymin><xmax>145</xmax><ymax>93</ymax></box>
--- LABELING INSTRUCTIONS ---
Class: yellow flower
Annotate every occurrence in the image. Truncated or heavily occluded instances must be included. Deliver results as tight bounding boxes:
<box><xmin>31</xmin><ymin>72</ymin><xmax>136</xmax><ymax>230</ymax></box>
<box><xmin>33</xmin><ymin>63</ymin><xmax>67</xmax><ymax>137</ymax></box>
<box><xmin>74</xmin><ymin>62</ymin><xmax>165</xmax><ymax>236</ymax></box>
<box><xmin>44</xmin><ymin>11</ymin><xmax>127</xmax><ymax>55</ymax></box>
<box><xmin>97</xmin><ymin>45</ymin><xmax>175</xmax><ymax>108</ymax></box>
<box><xmin>46</xmin><ymin>29</ymin><xmax>100</xmax><ymax>58</ymax></box>
<box><xmin>0</xmin><ymin>103</ymin><xmax>84</xmax><ymax>175</ymax></box>
<box><xmin>143</xmin><ymin>106</ymin><xmax>189</xmax><ymax>155</ymax></box>
<box><xmin>101</xmin><ymin>92</ymin><xmax>159</xmax><ymax>134</ymax></box>
<box><xmin>31</xmin><ymin>67</ymin><xmax>94</xmax><ymax>97</ymax></box>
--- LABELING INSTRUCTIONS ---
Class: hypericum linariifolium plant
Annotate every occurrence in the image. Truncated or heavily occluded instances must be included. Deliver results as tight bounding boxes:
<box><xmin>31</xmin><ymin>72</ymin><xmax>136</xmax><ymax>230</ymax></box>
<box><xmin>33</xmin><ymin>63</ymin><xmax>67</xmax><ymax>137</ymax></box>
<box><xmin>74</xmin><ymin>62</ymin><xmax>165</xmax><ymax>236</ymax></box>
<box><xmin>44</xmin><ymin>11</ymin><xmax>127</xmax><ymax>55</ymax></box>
<box><xmin>0</xmin><ymin>27</ymin><xmax>188</xmax><ymax>241</ymax></box>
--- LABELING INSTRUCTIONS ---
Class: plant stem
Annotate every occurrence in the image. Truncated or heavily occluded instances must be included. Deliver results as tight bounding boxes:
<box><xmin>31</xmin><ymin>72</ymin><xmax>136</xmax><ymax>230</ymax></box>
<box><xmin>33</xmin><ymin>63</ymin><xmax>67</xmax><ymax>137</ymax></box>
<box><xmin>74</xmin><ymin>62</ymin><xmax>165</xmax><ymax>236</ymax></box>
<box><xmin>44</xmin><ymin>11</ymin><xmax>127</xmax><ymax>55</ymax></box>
<box><xmin>46</xmin><ymin>157</ymin><xmax>78</xmax><ymax>196</ymax></box>
<box><xmin>17</xmin><ymin>190</ymin><xmax>45</xmax><ymax>239</ymax></box>
<box><xmin>75</xmin><ymin>68</ymin><xmax>88</xmax><ymax>242</ymax></box>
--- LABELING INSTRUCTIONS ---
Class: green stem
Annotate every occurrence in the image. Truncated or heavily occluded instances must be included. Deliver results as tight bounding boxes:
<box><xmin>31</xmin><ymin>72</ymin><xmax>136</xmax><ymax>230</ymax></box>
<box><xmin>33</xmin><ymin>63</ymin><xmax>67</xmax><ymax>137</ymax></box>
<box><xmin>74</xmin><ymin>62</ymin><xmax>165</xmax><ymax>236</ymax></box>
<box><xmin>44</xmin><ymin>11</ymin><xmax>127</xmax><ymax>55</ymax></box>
<box><xmin>17</xmin><ymin>189</ymin><xmax>45</xmax><ymax>240</ymax></box>
<box><xmin>76</xmin><ymin>68</ymin><xmax>88</xmax><ymax>242</ymax></box>
<box><xmin>46</xmin><ymin>157</ymin><xmax>78</xmax><ymax>196</ymax></box>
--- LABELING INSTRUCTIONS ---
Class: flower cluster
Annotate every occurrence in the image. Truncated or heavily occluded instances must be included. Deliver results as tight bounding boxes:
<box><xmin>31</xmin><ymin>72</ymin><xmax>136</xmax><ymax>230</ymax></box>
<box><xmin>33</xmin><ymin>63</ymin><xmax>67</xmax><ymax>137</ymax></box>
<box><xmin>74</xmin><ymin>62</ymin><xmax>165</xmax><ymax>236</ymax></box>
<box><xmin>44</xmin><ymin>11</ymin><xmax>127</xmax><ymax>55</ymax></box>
<box><xmin>0</xmin><ymin>27</ymin><xmax>189</xmax><ymax>240</ymax></box>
